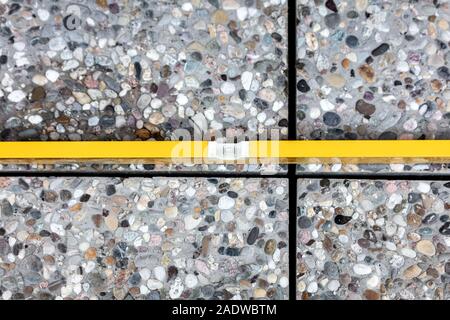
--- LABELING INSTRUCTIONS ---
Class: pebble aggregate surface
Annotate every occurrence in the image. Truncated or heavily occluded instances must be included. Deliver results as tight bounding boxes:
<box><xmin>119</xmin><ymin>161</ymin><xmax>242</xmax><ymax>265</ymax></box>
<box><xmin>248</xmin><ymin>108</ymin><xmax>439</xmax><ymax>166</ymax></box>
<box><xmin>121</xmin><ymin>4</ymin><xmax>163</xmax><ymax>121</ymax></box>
<box><xmin>0</xmin><ymin>177</ymin><xmax>289</xmax><ymax>300</ymax></box>
<box><xmin>0</xmin><ymin>162</ymin><xmax>287</xmax><ymax>174</ymax></box>
<box><xmin>2</xmin><ymin>0</ymin><xmax>450</xmax><ymax>303</ymax></box>
<box><xmin>297</xmin><ymin>162</ymin><xmax>450</xmax><ymax>174</ymax></box>
<box><xmin>297</xmin><ymin>179</ymin><xmax>450</xmax><ymax>300</ymax></box>
<box><xmin>0</xmin><ymin>0</ymin><xmax>287</xmax><ymax>142</ymax></box>
<box><xmin>297</xmin><ymin>0</ymin><xmax>450</xmax><ymax>140</ymax></box>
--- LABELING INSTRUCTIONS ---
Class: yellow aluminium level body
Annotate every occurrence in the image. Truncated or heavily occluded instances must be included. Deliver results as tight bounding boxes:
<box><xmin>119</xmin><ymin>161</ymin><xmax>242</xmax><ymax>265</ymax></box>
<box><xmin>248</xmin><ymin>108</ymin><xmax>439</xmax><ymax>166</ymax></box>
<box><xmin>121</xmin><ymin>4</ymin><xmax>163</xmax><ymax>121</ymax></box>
<box><xmin>0</xmin><ymin>140</ymin><xmax>449</xmax><ymax>164</ymax></box>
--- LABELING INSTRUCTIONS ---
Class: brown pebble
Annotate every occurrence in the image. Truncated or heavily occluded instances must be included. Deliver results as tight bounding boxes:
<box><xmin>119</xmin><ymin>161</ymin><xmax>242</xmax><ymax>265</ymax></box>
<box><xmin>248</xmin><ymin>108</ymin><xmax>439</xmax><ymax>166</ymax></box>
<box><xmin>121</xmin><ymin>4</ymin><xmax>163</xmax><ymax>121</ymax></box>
<box><xmin>431</xmin><ymin>79</ymin><xmax>443</xmax><ymax>92</ymax></box>
<box><xmin>341</xmin><ymin>58</ymin><xmax>350</xmax><ymax>69</ymax></box>
<box><xmin>264</xmin><ymin>239</ymin><xmax>277</xmax><ymax>255</ymax></box>
<box><xmin>135</xmin><ymin>128</ymin><xmax>151</xmax><ymax>140</ymax></box>
<box><xmin>355</xmin><ymin>99</ymin><xmax>376</xmax><ymax>116</ymax></box>
<box><xmin>31</xmin><ymin>86</ymin><xmax>46</xmax><ymax>102</ymax></box>
<box><xmin>364</xmin><ymin>289</ymin><xmax>380</xmax><ymax>300</ymax></box>
<box><xmin>91</xmin><ymin>214</ymin><xmax>103</xmax><ymax>228</ymax></box>
<box><xmin>201</xmin><ymin>235</ymin><xmax>211</xmax><ymax>257</ymax></box>
<box><xmin>212</xmin><ymin>10</ymin><xmax>228</xmax><ymax>24</ymax></box>
<box><xmin>413</xmin><ymin>204</ymin><xmax>425</xmax><ymax>216</ymax></box>
<box><xmin>129</xmin><ymin>287</ymin><xmax>140</xmax><ymax>296</ymax></box>
<box><xmin>426</xmin><ymin>267</ymin><xmax>440</xmax><ymax>278</ymax></box>
<box><xmin>358</xmin><ymin>64</ymin><xmax>376</xmax><ymax>83</ymax></box>
<box><xmin>407</xmin><ymin>213</ymin><xmax>422</xmax><ymax>227</ymax></box>
<box><xmin>43</xmin><ymin>255</ymin><xmax>55</xmax><ymax>265</ymax></box>
<box><xmin>403</xmin><ymin>264</ymin><xmax>422</xmax><ymax>279</ymax></box>
<box><xmin>56</xmin><ymin>115</ymin><xmax>71</xmax><ymax>124</ymax></box>
<box><xmin>323</xmin><ymin>236</ymin><xmax>333</xmax><ymax>252</ymax></box>
<box><xmin>69</xmin><ymin>203</ymin><xmax>82</xmax><ymax>212</ymax></box>
<box><xmin>85</xmin><ymin>247</ymin><xmax>97</xmax><ymax>260</ymax></box>
<box><xmin>416</xmin><ymin>240</ymin><xmax>436</xmax><ymax>256</ymax></box>
<box><xmin>104</xmin><ymin>256</ymin><xmax>115</xmax><ymax>265</ymax></box>
<box><xmin>96</xmin><ymin>0</ymin><xmax>108</xmax><ymax>8</ymax></box>
<box><xmin>160</xmin><ymin>65</ymin><xmax>171</xmax><ymax>78</ymax></box>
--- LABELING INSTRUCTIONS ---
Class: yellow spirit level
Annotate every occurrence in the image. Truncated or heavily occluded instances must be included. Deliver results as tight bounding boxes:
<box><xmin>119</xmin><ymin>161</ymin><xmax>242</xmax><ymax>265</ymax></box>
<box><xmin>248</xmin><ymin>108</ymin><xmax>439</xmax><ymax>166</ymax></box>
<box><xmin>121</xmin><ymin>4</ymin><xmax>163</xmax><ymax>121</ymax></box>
<box><xmin>0</xmin><ymin>140</ymin><xmax>448</xmax><ymax>164</ymax></box>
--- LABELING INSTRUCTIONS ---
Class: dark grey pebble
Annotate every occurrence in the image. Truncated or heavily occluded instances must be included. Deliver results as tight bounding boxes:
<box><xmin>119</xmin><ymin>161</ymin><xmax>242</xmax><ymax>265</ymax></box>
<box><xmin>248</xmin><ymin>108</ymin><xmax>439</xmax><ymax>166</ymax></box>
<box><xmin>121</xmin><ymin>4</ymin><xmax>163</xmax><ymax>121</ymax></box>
<box><xmin>60</xmin><ymin>189</ymin><xmax>72</xmax><ymax>202</ymax></box>
<box><xmin>80</xmin><ymin>194</ymin><xmax>91</xmax><ymax>202</ymax></box>
<box><xmin>1</xmin><ymin>199</ymin><xmax>13</xmax><ymax>216</ymax></box>
<box><xmin>439</xmin><ymin>222</ymin><xmax>450</xmax><ymax>235</ymax></box>
<box><xmin>357</xmin><ymin>238</ymin><xmax>370</xmax><ymax>248</ymax></box>
<box><xmin>422</xmin><ymin>213</ymin><xmax>437</xmax><ymax>225</ymax></box>
<box><xmin>20</xmin><ymin>255</ymin><xmax>43</xmax><ymax>273</ymax></box>
<box><xmin>324</xmin><ymin>13</ymin><xmax>340</xmax><ymax>29</ymax></box>
<box><xmin>407</xmin><ymin>192</ymin><xmax>421</xmax><ymax>203</ymax></box>
<box><xmin>323</xmin><ymin>112</ymin><xmax>341</xmax><ymax>127</ymax></box>
<box><xmin>128</xmin><ymin>272</ymin><xmax>142</xmax><ymax>286</ymax></box>
<box><xmin>30</xmin><ymin>209</ymin><xmax>41</xmax><ymax>220</ymax></box>
<box><xmin>106</xmin><ymin>184</ymin><xmax>116</xmax><ymax>196</ymax></box>
<box><xmin>147</xmin><ymin>290</ymin><xmax>161</xmax><ymax>300</ymax></box>
<box><xmin>247</xmin><ymin>226</ymin><xmax>259</xmax><ymax>245</ymax></box>
<box><xmin>363</xmin><ymin>229</ymin><xmax>377</xmax><ymax>242</ymax></box>
<box><xmin>325</xmin><ymin>0</ymin><xmax>338</xmax><ymax>13</ymax></box>
<box><xmin>100</xmin><ymin>115</ymin><xmax>115</xmax><ymax>127</ymax></box>
<box><xmin>345</xmin><ymin>35</ymin><xmax>359</xmax><ymax>48</ymax></box>
<box><xmin>378</xmin><ymin>131</ymin><xmax>397</xmax><ymax>140</ymax></box>
<box><xmin>323</xmin><ymin>261</ymin><xmax>339</xmax><ymax>278</ymax></box>
<box><xmin>437</xmin><ymin>66</ymin><xmax>450</xmax><ymax>80</ymax></box>
<box><xmin>297</xmin><ymin>79</ymin><xmax>310</xmax><ymax>92</ymax></box>
<box><xmin>0</xmin><ymin>238</ymin><xmax>10</xmax><ymax>255</ymax></box>
<box><xmin>334</xmin><ymin>215</ymin><xmax>352</xmax><ymax>225</ymax></box>
<box><xmin>418</xmin><ymin>227</ymin><xmax>433</xmax><ymax>236</ymax></box>
<box><xmin>225</xmin><ymin>247</ymin><xmax>241</xmax><ymax>256</ymax></box>
<box><xmin>41</xmin><ymin>190</ymin><xmax>58</xmax><ymax>202</ymax></box>
<box><xmin>371</xmin><ymin>43</ymin><xmax>390</xmax><ymax>56</ymax></box>
<box><xmin>298</xmin><ymin>216</ymin><xmax>312</xmax><ymax>229</ymax></box>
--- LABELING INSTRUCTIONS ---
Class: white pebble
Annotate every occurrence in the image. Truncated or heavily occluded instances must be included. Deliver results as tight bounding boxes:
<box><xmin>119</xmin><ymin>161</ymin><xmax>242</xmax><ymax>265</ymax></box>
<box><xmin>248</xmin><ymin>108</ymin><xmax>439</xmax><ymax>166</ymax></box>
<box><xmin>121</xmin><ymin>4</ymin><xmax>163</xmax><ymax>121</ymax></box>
<box><xmin>32</xmin><ymin>74</ymin><xmax>48</xmax><ymax>86</ymax></box>
<box><xmin>220</xmin><ymin>210</ymin><xmax>234</xmax><ymax>223</ymax></box>
<box><xmin>220</xmin><ymin>82</ymin><xmax>235</xmax><ymax>95</ymax></box>
<box><xmin>397</xmin><ymin>61</ymin><xmax>409</xmax><ymax>72</ymax></box>
<box><xmin>169</xmin><ymin>278</ymin><xmax>184</xmax><ymax>299</ymax></box>
<box><xmin>403</xmin><ymin>118</ymin><xmax>417</xmax><ymax>131</ymax></box>
<box><xmin>401</xmin><ymin>248</ymin><xmax>417</xmax><ymax>259</ymax></box>
<box><xmin>236</xmin><ymin>7</ymin><xmax>248</xmax><ymax>21</ymax></box>
<box><xmin>307</xmin><ymin>282</ymin><xmax>318</xmax><ymax>293</ymax></box>
<box><xmin>393</xmin><ymin>214</ymin><xmax>407</xmax><ymax>227</ymax></box>
<box><xmin>28</xmin><ymin>115</ymin><xmax>43</xmax><ymax>125</ymax></box>
<box><xmin>181</xmin><ymin>2</ymin><xmax>193</xmax><ymax>11</ymax></box>
<box><xmin>147</xmin><ymin>279</ymin><xmax>163</xmax><ymax>290</ymax></box>
<box><xmin>327</xmin><ymin>280</ymin><xmax>340</xmax><ymax>291</ymax></box>
<box><xmin>279</xmin><ymin>276</ymin><xmax>289</xmax><ymax>288</ymax></box>
<box><xmin>88</xmin><ymin>117</ymin><xmax>99</xmax><ymax>126</ymax></box>
<box><xmin>184</xmin><ymin>215</ymin><xmax>201</xmax><ymax>230</ymax></box>
<box><xmin>140</xmin><ymin>268</ymin><xmax>151</xmax><ymax>281</ymax></box>
<box><xmin>46</xmin><ymin>70</ymin><xmax>60</xmax><ymax>82</ymax></box>
<box><xmin>2</xmin><ymin>290</ymin><xmax>12</xmax><ymax>300</ymax></box>
<box><xmin>48</xmin><ymin>37</ymin><xmax>66</xmax><ymax>51</ymax></box>
<box><xmin>320</xmin><ymin>99</ymin><xmax>335</xmax><ymax>111</ymax></box>
<box><xmin>153</xmin><ymin>266</ymin><xmax>166</xmax><ymax>282</ymax></box>
<box><xmin>309</xmin><ymin>107</ymin><xmax>321</xmax><ymax>119</ymax></box>
<box><xmin>218</xmin><ymin>195</ymin><xmax>235</xmax><ymax>210</ymax></box>
<box><xmin>366</xmin><ymin>275</ymin><xmax>380</xmax><ymax>289</ymax></box>
<box><xmin>185</xmin><ymin>274</ymin><xmax>198</xmax><ymax>288</ymax></box>
<box><xmin>241</xmin><ymin>71</ymin><xmax>253</xmax><ymax>90</ymax></box>
<box><xmin>416</xmin><ymin>182</ymin><xmax>430</xmax><ymax>193</ymax></box>
<box><xmin>353</xmin><ymin>263</ymin><xmax>372</xmax><ymax>275</ymax></box>
<box><xmin>176</xmin><ymin>93</ymin><xmax>189</xmax><ymax>105</ymax></box>
<box><xmin>7</xmin><ymin>90</ymin><xmax>26</xmax><ymax>103</ymax></box>
<box><xmin>37</xmin><ymin>9</ymin><xmax>50</xmax><ymax>21</ymax></box>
